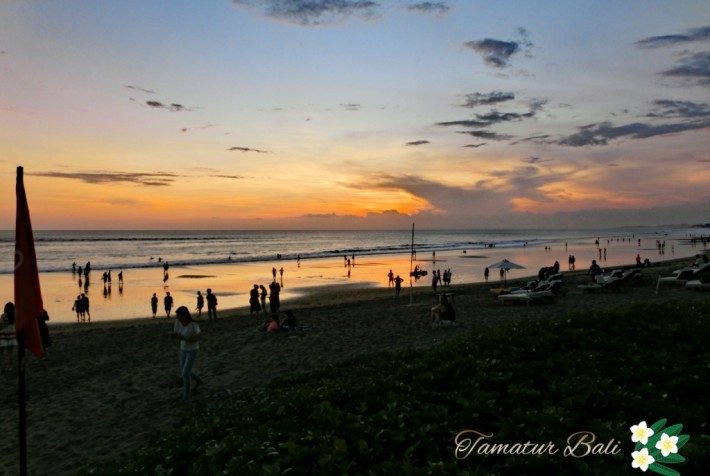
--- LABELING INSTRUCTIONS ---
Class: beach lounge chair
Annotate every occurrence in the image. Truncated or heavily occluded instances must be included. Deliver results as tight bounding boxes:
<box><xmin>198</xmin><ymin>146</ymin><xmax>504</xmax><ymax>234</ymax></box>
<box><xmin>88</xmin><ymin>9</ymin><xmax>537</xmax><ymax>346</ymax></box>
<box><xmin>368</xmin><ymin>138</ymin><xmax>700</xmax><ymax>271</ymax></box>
<box><xmin>685</xmin><ymin>279</ymin><xmax>710</xmax><ymax>291</ymax></box>
<box><xmin>498</xmin><ymin>290</ymin><xmax>554</xmax><ymax>305</ymax></box>
<box><xmin>577</xmin><ymin>272</ymin><xmax>623</xmax><ymax>293</ymax></box>
<box><xmin>656</xmin><ymin>263</ymin><xmax>710</xmax><ymax>294</ymax></box>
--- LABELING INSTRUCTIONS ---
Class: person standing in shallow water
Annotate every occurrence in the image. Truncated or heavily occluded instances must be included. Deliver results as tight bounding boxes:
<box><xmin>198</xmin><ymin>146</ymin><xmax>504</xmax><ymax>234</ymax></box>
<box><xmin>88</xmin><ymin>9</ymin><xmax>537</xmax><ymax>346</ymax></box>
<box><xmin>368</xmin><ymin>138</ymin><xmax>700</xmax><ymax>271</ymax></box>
<box><xmin>172</xmin><ymin>306</ymin><xmax>202</xmax><ymax>401</ymax></box>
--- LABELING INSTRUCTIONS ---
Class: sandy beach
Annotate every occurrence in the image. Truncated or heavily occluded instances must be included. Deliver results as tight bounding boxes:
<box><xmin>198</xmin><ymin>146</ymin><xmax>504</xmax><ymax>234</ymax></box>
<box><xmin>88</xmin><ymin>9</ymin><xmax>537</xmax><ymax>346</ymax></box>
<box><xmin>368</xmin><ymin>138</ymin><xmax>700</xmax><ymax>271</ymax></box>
<box><xmin>0</xmin><ymin>254</ymin><xmax>708</xmax><ymax>475</ymax></box>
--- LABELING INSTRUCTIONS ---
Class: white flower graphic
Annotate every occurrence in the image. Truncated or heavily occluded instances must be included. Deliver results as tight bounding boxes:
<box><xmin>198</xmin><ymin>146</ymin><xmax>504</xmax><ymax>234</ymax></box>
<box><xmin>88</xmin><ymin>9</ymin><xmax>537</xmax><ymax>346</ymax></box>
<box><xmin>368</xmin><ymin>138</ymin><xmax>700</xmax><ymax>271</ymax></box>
<box><xmin>630</xmin><ymin>421</ymin><xmax>655</xmax><ymax>445</ymax></box>
<box><xmin>656</xmin><ymin>433</ymin><xmax>679</xmax><ymax>457</ymax></box>
<box><xmin>632</xmin><ymin>448</ymin><xmax>655</xmax><ymax>472</ymax></box>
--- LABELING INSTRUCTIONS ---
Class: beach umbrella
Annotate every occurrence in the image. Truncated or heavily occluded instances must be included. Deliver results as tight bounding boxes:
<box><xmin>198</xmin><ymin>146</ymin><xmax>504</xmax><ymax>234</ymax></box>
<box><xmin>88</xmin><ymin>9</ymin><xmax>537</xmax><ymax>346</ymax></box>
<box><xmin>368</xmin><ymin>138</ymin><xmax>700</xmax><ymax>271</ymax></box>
<box><xmin>487</xmin><ymin>259</ymin><xmax>525</xmax><ymax>287</ymax></box>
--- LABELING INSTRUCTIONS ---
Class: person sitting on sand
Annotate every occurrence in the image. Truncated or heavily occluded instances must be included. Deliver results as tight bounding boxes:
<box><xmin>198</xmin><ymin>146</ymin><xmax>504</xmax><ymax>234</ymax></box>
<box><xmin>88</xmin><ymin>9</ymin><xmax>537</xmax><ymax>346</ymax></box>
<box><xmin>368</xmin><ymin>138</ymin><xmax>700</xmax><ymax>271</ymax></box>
<box><xmin>267</xmin><ymin>314</ymin><xmax>280</xmax><ymax>333</ymax></box>
<box><xmin>431</xmin><ymin>294</ymin><xmax>456</xmax><ymax>328</ymax></box>
<box><xmin>281</xmin><ymin>310</ymin><xmax>297</xmax><ymax>330</ymax></box>
<box><xmin>588</xmin><ymin>260</ymin><xmax>602</xmax><ymax>280</ymax></box>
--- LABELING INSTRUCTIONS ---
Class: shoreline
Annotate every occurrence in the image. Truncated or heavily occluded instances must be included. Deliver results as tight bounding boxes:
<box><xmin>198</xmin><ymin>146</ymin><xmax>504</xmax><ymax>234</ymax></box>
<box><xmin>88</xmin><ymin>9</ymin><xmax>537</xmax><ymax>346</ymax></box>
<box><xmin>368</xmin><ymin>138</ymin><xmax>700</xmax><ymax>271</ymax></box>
<box><xmin>3</xmin><ymin>234</ymin><xmax>706</xmax><ymax>325</ymax></box>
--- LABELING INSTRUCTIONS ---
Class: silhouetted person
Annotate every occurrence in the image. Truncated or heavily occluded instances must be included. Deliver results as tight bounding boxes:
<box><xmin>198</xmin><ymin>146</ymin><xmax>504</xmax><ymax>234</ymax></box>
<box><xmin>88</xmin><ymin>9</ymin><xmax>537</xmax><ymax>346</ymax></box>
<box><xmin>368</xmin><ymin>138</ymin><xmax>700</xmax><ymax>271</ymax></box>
<box><xmin>206</xmin><ymin>288</ymin><xmax>218</xmax><ymax>320</ymax></box>
<box><xmin>151</xmin><ymin>293</ymin><xmax>158</xmax><ymax>318</ymax></box>
<box><xmin>164</xmin><ymin>291</ymin><xmax>173</xmax><ymax>318</ymax></box>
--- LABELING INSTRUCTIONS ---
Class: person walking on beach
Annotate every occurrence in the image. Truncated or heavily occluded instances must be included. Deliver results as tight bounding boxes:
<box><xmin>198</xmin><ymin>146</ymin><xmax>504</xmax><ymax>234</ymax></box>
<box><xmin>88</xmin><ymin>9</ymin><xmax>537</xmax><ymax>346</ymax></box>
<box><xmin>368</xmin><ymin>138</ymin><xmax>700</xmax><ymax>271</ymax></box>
<box><xmin>164</xmin><ymin>291</ymin><xmax>174</xmax><ymax>318</ymax></box>
<box><xmin>73</xmin><ymin>295</ymin><xmax>83</xmax><ymax>321</ymax></box>
<box><xmin>151</xmin><ymin>293</ymin><xmax>158</xmax><ymax>318</ymax></box>
<box><xmin>195</xmin><ymin>291</ymin><xmax>204</xmax><ymax>318</ymax></box>
<box><xmin>269</xmin><ymin>281</ymin><xmax>281</xmax><ymax>313</ymax></box>
<box><xmin>394</xmin><ymin>274</ymin><xmax>404</xmax><ymax>296</ymax></box>
<box><xmin>80</xmin><ymin>293</ymin><xmax>91</xmax><ymax>322</ymax></box>
<box><xmin>206</xmin><ymin>288</ymin><xmax>218</xmax><ymax>320</ymax></box>
<box><xmin>172</xmin><ymin>306</ymin><xmax>202</xmax><ymax>401</ymax></box>
<box><xmin>484</xmin><ymin>267</ymin><xmax>489</xmax><ymax>282</ymax></box>
<box><xmin>388</xmin><ymin>269</ymin><xmax>394</xmax><ymax>287</ymax></box>
<box><xmin>259</xmin><ymin>285</ymin><xmax>267</xmax><ymax>313</ymax></box>
<box><xmin>249</xmin><ymin>285</ymin><xmax>261</xmax><ymax>314</ymax></box>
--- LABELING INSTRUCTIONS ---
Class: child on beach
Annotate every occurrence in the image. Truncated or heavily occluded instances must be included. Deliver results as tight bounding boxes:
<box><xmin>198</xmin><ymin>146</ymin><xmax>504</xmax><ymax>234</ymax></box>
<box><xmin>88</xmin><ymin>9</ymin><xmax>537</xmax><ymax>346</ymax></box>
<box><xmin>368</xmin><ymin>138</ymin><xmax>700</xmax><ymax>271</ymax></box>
<box><xmin>172</xmin><ymin>306</ymin><xmax>202</xmax><ymax>400</ymax></box>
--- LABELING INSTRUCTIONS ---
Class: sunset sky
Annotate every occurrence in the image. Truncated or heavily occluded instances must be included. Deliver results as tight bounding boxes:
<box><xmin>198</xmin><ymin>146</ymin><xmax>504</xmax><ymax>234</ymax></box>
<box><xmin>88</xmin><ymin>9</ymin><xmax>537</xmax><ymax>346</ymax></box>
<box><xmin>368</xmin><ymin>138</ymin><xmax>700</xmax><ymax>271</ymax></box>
<box><xmin>1</xmin><ymin>0</ymin><xmax>709</xmax><ymax>230</ymax></box>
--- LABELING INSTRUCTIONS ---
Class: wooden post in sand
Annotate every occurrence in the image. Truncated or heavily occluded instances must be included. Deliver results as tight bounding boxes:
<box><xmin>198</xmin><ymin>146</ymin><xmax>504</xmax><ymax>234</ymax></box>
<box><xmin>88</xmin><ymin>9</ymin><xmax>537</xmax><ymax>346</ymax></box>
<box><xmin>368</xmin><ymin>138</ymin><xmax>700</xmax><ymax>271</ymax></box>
<box><xmin>17</xmin><ymin>331</ymin><xmax>27</xmax><ymax>476</ymax></box>
<box><xmin>409</xmin><ymin>223</ymin><xmax>414</xmax><ymax>305</ymax></box>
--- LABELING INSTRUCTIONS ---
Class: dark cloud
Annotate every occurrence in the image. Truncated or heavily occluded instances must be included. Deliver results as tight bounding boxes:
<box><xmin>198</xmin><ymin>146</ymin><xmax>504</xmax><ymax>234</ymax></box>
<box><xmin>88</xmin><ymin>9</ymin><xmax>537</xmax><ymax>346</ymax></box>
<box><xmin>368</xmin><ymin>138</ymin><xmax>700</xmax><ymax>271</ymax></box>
<box><xmin>227</xmin><ymin>146</ymin><xmax>270</xmax><ymax>153</ymax></box>
<box><xmin>458</xmin><ymin>91</ymin><xmax>515</xmax><ymax>108</ymax></box>
<box><xmin>406</xmin><ymin>140</ymin><xmax>430</xmax><ymax>146</ymax></box>
<box><xmin>435</xmin><ymin>119</ymin><xmax>490</xmax><ymax>128</ymax></box>
<box><xmin>464</xmin><ymin>38</ymin><xmax>519</xmax><ymax>68</ymax></box>
<box><xmin>407</xmin><ymin>2</ymin><xmax>450</xmax><ymax>14</ymax></box>
<box><xmin>181</xmin><ymin>124</ymin><xmax>217</xmax><ymax>133</ymax></box>
<box><xmin>522</xmin><ymin>156</ymin><xmax>552</xmax><ymax>164</ymax></box>
<box><xmin>646</xmin><ymin>99</ymin><xmax>710</xmax><ymax>119</ymax></box>
<box><xmin>232</xmin><ymin>0</ymin><xmax>380</xmax><ymax>26</ymax></box>
<box><xmin>124</xmin><ymin>85</ymin><xmax>155</xmax><ymax>94</ymax></box>
<box><xmin>457</xmin><ymin>130</ymin><xmax>514</xmax><ymax>141</ymax></box>
<box><xmin>518</xmin><ymin>134</ymin><xmax>553</xmax><ymax>145</ymax></box>
<box><xmin>211</xmin><ymin>174</ymin><xmax>247</xmax><ymax>179</ymax></box>
<box><xmin>476</xmin><ymin>109</ymin><xmax>536</xmax><ymax>123</ymax></box>
<box><xmin>464</xmin><ymin>29</ymin><xmax>532</xmax><ymax>68</ymax></box>
<box><xmin>145</xmin><ymin>100</ymin><xmax>193</xmax><ymax>112</ymax></box>
<box><xmin>634</xmin><ymin>25</ymin><xmax>710</xmax><ymax>49</ymax></box>
<box><xmin>462</xmin><ymin>143</ymin><xmax>486</xmax><ymax>148</ymax></box>
<box><xmin>660</xmin><ymin>51</ymin><xmax>710</xmax><ymax>86</ymax></box>
<box><xmin>436</xmin><ymin>102</ymin><xmax>542</xmax><ymax>144</ymax></box>
<box><xmin>558</xmin><ymin>119</ymin><xmax>710</xmax><ymax>147</ymax></box>
<box><xmin>33</xmin><ymin>171</ymin><xmax>177</xmax><ymax>186</ymax></box>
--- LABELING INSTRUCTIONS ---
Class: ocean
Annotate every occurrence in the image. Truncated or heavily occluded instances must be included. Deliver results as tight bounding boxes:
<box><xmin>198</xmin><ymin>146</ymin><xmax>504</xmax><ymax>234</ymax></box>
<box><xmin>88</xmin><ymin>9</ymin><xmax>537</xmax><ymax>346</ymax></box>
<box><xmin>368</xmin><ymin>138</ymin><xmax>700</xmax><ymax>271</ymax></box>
<box><xmin>0</xmin><ymin>227</ymin><xmax>706</xmax><ymax>323</ymax></box>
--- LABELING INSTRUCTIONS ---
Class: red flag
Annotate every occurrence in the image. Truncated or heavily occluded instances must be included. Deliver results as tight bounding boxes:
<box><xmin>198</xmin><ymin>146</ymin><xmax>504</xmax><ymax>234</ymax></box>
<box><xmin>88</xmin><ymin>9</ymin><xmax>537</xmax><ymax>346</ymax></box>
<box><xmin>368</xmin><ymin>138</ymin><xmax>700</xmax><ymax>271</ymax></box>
<box><xmin>14</xmin><ymin>167</ymin><xmax>45</xmax><ymax>358</ymax></box>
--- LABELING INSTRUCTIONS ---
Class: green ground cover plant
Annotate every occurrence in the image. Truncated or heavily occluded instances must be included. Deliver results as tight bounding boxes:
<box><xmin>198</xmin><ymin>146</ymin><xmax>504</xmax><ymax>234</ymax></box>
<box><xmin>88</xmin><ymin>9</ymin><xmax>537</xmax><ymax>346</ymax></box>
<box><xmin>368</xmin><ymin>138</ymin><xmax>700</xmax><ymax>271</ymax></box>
<box><xmin>80</xmin><ymin>299</ymin><xmax>710</xmax><ymax>475</ymax></box>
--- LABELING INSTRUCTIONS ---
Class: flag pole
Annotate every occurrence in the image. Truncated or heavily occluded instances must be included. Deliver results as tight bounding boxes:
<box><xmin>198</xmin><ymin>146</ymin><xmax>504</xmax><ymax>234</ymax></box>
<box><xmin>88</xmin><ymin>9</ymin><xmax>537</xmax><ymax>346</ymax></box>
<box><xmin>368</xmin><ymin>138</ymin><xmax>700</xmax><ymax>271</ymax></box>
<box><xmin>17</xmin><ymin>331</ymin><xmax>27</xmax><ymax>476</ymax></box>
<box><xmin>409</xmin><ymin>223</ymin><xmax>414</xmax><ymax>305</ymax></box>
